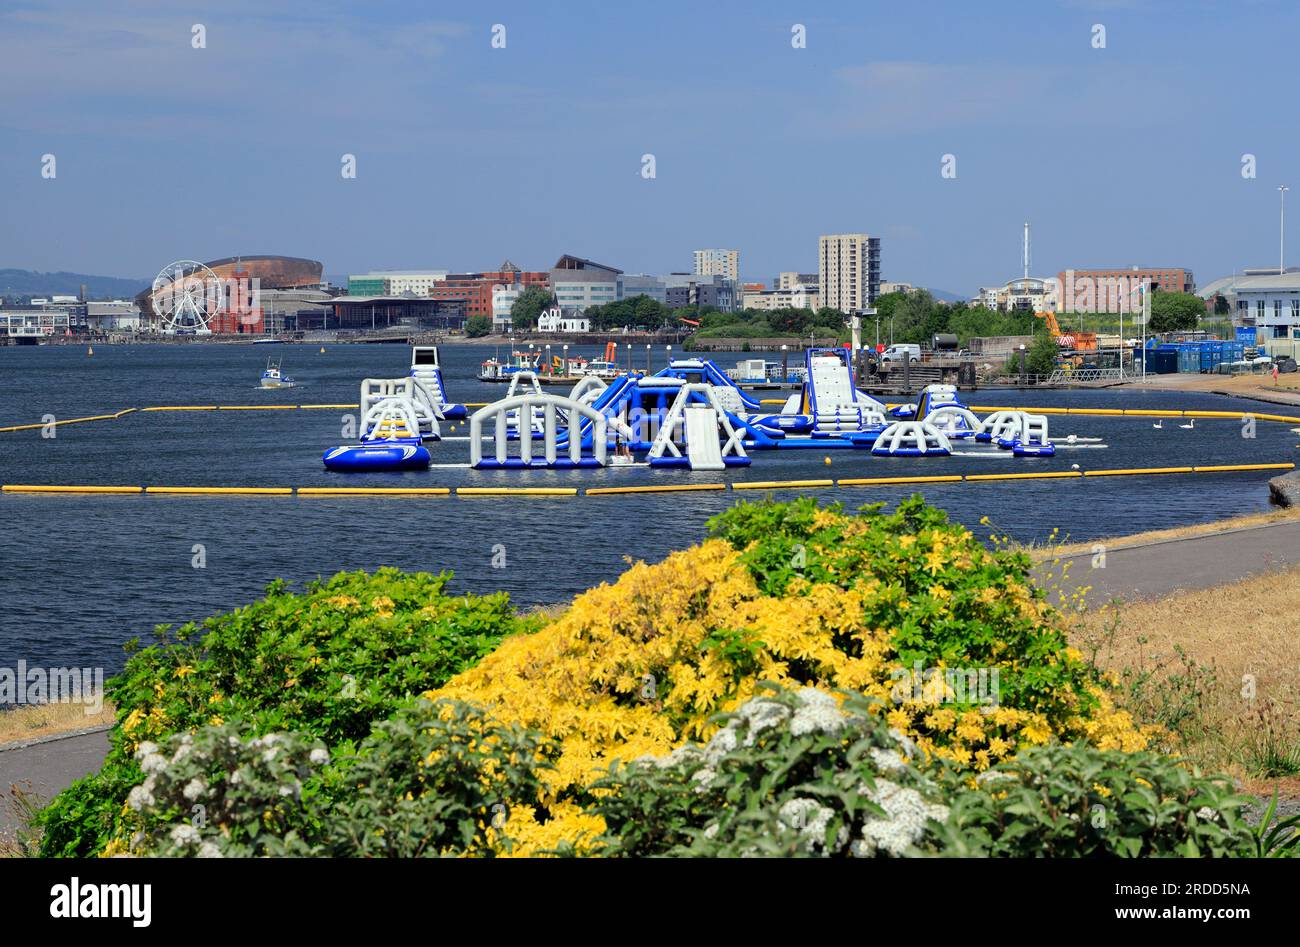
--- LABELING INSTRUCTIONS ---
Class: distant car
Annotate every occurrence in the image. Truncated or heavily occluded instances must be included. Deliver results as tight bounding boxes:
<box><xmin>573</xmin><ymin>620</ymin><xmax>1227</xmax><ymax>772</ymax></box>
<box><xmin>881</xmin><ymin>344</ymin><xmax>921</xmax><ymax>363</ymax></box>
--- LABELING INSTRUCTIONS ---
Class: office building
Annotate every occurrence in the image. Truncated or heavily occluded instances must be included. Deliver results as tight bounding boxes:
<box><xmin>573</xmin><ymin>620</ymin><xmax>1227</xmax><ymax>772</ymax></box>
<box><xmin>550</xmin><ymin>254</ymin><xmax>623</xmax><ymax>311</ymax></box>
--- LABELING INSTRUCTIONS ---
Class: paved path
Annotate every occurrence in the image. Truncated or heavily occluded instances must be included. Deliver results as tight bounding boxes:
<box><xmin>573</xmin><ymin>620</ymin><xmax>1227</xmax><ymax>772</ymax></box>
<box><xmin>1042</xmin><ymin>518</ymin><xmax>1300</xmax><ymax>605</ymax></box>
<box><xmin>0</xmin><ymin>728</ymin><xmax>110</xmax><ymax>841</ymax></box>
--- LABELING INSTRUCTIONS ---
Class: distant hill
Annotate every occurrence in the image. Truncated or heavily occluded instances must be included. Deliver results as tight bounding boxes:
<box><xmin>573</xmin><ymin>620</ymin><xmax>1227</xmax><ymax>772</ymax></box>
<box><xmin>0</xmin><ymin>269</ymin><xmax>149</xmax><ymax>300</ymax></box>
<box><xmin>928</xmin><ymin>288</ymin><xmax>966</xmax><ymax>303</ymax></box>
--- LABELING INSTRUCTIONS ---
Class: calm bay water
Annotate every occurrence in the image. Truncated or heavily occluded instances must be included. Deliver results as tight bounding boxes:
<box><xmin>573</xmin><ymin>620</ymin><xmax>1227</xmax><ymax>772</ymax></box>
<box><xmin>1</xmin><ymin>342</ymin><xmax>1294</xmax><ymax>674</ymax></box>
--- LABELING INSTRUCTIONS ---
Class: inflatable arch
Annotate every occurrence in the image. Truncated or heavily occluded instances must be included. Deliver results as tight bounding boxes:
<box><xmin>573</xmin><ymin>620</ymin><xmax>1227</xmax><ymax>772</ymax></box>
<box><xmin>870</xmin><ymin>420</ymin><xmax>953</xmax><ymax>457</ymax></box>
<box><xmin>470</xmin><ymin>394</ymin><xmax>608</xmax><ymax>469</ymax></box>
<box><xmin>924</xmin><ymin>405</ymin><xmax>980</xmax><ymax>439</ymax></box>
<box><xmin>362</xmin><ymin>377</ymin><xmax>442</xmax><ymax>440</ymax></box>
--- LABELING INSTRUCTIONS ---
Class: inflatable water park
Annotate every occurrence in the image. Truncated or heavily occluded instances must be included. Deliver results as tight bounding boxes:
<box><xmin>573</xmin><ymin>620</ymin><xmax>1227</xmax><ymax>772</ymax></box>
<box><xmin>322</xmin><ymin>345</ymin><xmax>1063</xmax><ymax>474</ymax></box>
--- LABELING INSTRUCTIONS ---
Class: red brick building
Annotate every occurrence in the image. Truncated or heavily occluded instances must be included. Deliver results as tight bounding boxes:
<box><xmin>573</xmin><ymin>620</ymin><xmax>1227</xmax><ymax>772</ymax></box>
<box><xmin>428</xmin><ymin>263</ymin><xmax>549</xmax><ymax>318</ymax></box>
<box><xmin>1057</xmin><ymin>267</ymin><xmax>1194</xmax><ymax>295</ymax></box>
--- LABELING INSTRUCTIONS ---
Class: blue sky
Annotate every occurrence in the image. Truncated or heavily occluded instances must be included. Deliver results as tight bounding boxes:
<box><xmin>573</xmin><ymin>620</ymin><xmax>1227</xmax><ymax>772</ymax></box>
<box><xmin>0</xmin><ymin>0</ymin><xmax>1295</xmax><ymax>294</ymax></box>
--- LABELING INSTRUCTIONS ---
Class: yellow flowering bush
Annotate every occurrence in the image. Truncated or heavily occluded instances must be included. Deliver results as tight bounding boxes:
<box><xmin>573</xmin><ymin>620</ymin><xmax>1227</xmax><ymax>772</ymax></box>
<box><xmin>430</xmin><ymin>496</ymin><xmax>1150</xmax><ymax>836</ymax></box>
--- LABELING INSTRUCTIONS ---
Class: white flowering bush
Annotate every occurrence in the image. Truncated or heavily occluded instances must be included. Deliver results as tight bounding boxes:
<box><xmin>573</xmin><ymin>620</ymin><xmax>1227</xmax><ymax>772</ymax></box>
<box><xmin>591</xmin><ymin>684</ymin><xmax>950</xmax><ymax>857</ymax></box>
<box><xmin>126</xmin><ymin>725</ymin><xmax>326</xmax><ymax>857</ymax></box>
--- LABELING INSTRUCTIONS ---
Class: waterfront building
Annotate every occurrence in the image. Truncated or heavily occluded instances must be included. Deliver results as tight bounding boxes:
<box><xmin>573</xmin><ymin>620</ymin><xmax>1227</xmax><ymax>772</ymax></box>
<box><xmin>818</xmin><ymin>233</ymin><xmax>881</xmax><ymax>312</ymax></box>
<box><xmin>85</xmin><ymin>300</ymin><xmax>141</xmax><ymax>332</ymax></box>
<box><xmin>429</xmin><ymin>262</ymin><xmax>549</xmax><ymax>323</ymax></box>
<box><xmin>347</xmin><ymin>271</ymin><xmax>448</xmax><ymax>295</ymax></box>
<box><xmin>693</xmin><ymin>249</ymin><xmax>740</xmax><ymax>280</ymax></box>
<box><xmin>663</xmin><ymin>273</ymin><xmax>737</xmax><ymax>312</ymax></box>
<box><xmin>1213</xmin><ymin>272</ymin><xmax>1300</xmax><ymax>341</ymax></box>
<box><xmin>879</xmin><ymin>281</ymin><xmax>914</xmax><ymax>295</ymax></box>
<box><xmin>742</xmin><ymin>286</ymin><xmax>821</xmax><ymax>311</ymax></box>
<box><xmin>314</xmin><ymin>295</ymin><xmax>467</xmax><ymax>332</ymax></box>
<box><xmin>620</xmin><ymin>273</ymin><xmax>669</xmax><ymax>304</ymax></box>
<box><xmin>536</xmin><ymin>306</ymin><xmax>591</xmax><ymax>332</ymax></box>
<box><xmin>550</xmin><ymin>254</ymin><xmax>623</xmax><ymax>311</ymax></box>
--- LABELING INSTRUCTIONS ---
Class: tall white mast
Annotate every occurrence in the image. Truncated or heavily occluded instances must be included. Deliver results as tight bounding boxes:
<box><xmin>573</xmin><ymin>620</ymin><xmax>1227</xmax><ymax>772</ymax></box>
<box><xmin>1023</xmin><ymin>221</ymin><xmax>1030</xmax><ymax>280</ymax></box>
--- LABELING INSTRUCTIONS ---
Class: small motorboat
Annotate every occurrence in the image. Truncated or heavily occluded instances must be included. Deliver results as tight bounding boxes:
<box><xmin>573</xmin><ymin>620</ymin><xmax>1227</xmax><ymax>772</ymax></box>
<box><xmin>260</xmin><ymin>358</ymin><xmax>295</xmax><ymax>389</ymax></box>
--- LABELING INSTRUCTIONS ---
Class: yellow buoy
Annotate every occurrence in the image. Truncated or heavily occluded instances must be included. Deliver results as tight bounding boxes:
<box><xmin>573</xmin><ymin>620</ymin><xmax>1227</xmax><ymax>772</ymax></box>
<box><xmin>319</xmin><ymin>346</ymin><xmax>325</xmax><ymax>354</ymax></box>
<box><xmin>823</xmin><ymin>456</ymin><xmax>832</xmax><ymax>465</ymax></box>
<box><xmin>87</xmin><ymin>345</ymin><xmax>94</xmax><ymax>356</ymax></box>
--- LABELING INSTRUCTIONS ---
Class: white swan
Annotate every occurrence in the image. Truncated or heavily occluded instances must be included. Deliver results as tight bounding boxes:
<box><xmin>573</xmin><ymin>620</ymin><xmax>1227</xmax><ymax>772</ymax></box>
<box><xmin>1152</xmin><ymin>419</ymin><xmax>1163</xmax><ymax>429</ymax></box>
<box><xmin>1178</xmin><ymin>419</ymin><xmax>1195</xmax><ymax>429</ymax></box>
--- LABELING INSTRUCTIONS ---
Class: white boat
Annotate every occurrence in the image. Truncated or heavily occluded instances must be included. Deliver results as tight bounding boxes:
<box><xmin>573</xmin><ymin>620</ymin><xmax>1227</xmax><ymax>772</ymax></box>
<box><xmin>573</xmin><ymin>359</ymin><xmax>620</xmax><ymax>380</ymax></box>
<box><xmin>260</xmin><ymin>358</ymin><xmax>295</xmax><ymax>389</ymax></box>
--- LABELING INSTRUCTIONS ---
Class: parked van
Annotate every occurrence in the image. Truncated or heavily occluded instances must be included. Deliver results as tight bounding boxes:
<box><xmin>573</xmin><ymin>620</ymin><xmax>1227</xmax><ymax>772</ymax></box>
<box><xmin>881</xmin><ymin>344</ymin><xmax>921</xmax><ymax>363</ymax></box>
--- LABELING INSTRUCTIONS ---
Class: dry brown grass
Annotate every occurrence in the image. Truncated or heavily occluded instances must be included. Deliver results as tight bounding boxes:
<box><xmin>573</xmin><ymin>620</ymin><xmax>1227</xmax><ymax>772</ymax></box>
<box><xmin>0</xmin><ymin>696</ymin><xmax>116</xmax><ymax>747</ymax></box>
<box><xmin>1069</xmin><ymin>565</ymin><xmax>1300</xmax><ymax>782</ymax></box>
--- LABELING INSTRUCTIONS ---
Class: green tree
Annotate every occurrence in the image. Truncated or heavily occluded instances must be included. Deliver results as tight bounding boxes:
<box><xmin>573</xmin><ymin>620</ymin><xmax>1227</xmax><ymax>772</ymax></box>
<box><xmin>1213</xmin><ymin>293</ymin><xmax>1231</xmax><ymax>316</ymax></box>
<box><xmin>1148</xmin><ymin>292</ymin><xmax>1203</xmax><ymax>334</ymax></box>
<box><xmin>464</xmin><ymin>315</ymin><xmax>492</xmax><ymax>338</ymax></box>
<box><xmin>511</xmin><ymin>286</ymin><xmax>554</xmax><ymax>331</ymax></box>
<box><xmin>1024</xmin><ymin>333</ymin><xmax>1060</xmax><ymax>375</ymax></box>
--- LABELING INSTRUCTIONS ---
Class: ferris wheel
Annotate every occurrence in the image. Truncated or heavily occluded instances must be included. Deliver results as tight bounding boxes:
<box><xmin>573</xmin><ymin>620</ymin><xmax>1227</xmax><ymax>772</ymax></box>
<box><xmin>152</xmin><ymin>260</ymin><xmax>219</xmax><ymax>332</ymax></box>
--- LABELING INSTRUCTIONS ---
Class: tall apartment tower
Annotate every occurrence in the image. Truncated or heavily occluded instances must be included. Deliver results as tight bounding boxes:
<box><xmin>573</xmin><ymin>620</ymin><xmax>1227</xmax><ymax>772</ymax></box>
<box><xmin>693</xmin><ymin>248</ymin><xmax>739</xmax><ymax>280</ymax></box>
<box><xmin>818</xmin><ymin>233</ymin><xmax>881</xmax><ymax>312</ymax></box>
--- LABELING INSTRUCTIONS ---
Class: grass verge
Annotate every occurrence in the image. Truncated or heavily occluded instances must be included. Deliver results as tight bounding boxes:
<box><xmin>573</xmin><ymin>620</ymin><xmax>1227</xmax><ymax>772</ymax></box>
<box><xmin>1068</xmin><ymin>563</ymin><xmax>1300</xmax><ymax>791</ymax></box>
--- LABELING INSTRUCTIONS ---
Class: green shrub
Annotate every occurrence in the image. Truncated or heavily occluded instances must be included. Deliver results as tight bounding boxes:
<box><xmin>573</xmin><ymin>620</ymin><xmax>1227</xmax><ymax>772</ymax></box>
<box><xmin>39</xmin><ymin>569</ymin><xmax>531</xmax><ymax>856</ymax></box>
<box><xmin>312</xmin><ymin>698</ymin><xmax>555</xmax><ymax>857</ymax></box>
<box><xmin>936</xmin><ymin>744</ymin><xmax>1255</xmax><ymax>857</ymax></box>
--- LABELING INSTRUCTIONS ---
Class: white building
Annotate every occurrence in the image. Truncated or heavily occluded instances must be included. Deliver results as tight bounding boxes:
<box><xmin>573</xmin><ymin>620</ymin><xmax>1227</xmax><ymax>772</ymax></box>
<box><xmin>693</xmin><ymin>249</ymin><xmax>739</xmax><ymax>280</ymax></box>
<box><xmin>742</xmin><ymin>287</ymin><xmax>821</xmax><ymax>311</ymax></box>
<box><xmin>972</xmin><ymin>277</ymin><xmax>1058</xmax><ymax>312</ymax></box>
<box><xmin>86</xmin><ymin>300</ymin><xmax>142</xmax><ymax>331</ymax></box>
<box><xmin>536</xmin><ymin>306</ymin><xmax>590</xmax><ymax>333</ymax></box>
<box><xmin>491</xmin><ymin>283</ymin><xmax>524</xmax><ymax>331</ymax></box>
<box><xmin>1226</xmin><ymin>272</ymin><xmax>1300</xmax><ymax>342</ymax></box>
<box><xmin>348</xmin><ymin>271</ymin><xmax>448</xmax><ymax>295</ymax></box>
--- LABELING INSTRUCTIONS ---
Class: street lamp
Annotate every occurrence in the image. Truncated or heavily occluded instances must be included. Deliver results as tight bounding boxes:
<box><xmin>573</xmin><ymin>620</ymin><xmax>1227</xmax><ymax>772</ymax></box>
<box><xmin>666</xmin><ymin>344</ymin><xmax>672</xmax><ymax>369</ymax></box>
<box><xmin>626</xmin><ymin>342</ymin><xmax>631</xmax><ymax>374</ymax></box>
<box><xmin>1019</xmin><ymin>343</ymin><xmax>1027</xmax><ymax>384</ymax></box>
<box><xmin>645</xmin><ymin>343</ymin><xmax>651</xmax><ymax>373</ymax></box>
<box><xmin>1280</xmin><ymin>185</ymin><xmax>1290</xmax><ymax>275</ymax></box>
<box><xmin>562</xmin><ymin>343</ymin><xmax>569</xmax><ymax>377</ymax></box>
